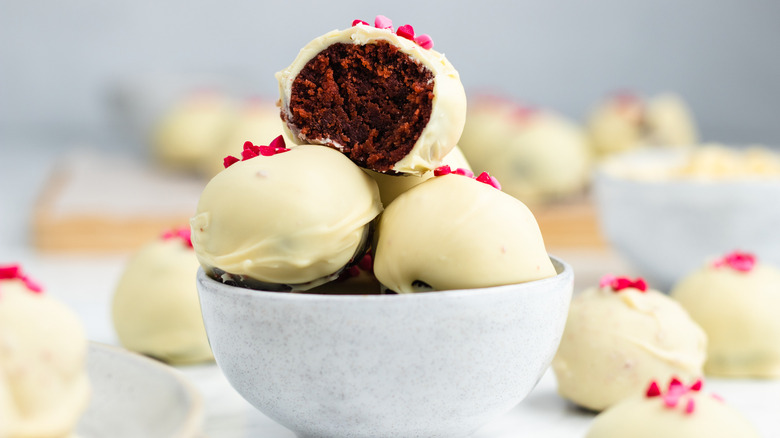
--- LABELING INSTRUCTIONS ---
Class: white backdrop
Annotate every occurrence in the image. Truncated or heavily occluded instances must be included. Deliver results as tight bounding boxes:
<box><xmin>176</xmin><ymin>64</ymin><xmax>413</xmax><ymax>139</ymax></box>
<box><xmin>1</xmin><ymin>0</ymin><xmax>779</xmax><ymax>148</ymax></box>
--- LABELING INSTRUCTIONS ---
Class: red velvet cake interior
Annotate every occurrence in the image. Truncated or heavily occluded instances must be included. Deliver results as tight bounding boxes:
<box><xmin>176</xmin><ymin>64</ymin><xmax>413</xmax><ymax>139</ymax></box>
<box><xmin>284</xmin><ymin>41</ymin><xmax>434</xmax><ymax>173</ymax></box>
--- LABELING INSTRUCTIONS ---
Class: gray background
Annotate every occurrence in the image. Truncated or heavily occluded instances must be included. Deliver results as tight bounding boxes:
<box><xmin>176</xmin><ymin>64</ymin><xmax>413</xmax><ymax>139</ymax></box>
<box><xmin>1</xmin><ymin>0</ymin><xmax>779</xmax><ymax>150</ymax></box>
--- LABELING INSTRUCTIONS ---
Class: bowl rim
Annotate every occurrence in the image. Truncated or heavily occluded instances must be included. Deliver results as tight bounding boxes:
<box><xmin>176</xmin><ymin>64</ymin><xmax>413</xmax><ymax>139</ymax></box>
<box><xmin>593</xmin><ymin>147</ymin><xmax>780</xmax><ymax>187</ymax></box>
<box><xmin>197</xmin><ymin>255</ymin><xmax>572</xmax><ymax>302</ymax></box>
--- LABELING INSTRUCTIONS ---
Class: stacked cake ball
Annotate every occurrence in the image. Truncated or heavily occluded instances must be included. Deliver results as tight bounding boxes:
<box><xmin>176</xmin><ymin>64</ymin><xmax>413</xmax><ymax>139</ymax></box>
<box><xmin>191</xmin><ymin>16</ymin><xmax>556</xmax><ymax>294</ymax></box>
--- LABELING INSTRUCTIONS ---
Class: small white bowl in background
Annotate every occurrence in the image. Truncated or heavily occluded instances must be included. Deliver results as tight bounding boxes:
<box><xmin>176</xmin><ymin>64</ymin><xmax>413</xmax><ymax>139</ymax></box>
<box><xmin>197</xmin><ymin>257</ymin><xmax>573</xmax><ymax>438</ymax></box>
<box><xmin>593</xmin><ymin>147</ymin><xmax>780</xmax><ymax>291</ymax></box>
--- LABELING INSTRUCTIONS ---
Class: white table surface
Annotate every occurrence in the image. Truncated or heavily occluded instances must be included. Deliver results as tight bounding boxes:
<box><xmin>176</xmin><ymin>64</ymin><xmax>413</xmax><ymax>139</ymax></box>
<box><xmin>2</xmin><ymin>141</ymin><xmax>779</xmax><ymax>437</ymax></box>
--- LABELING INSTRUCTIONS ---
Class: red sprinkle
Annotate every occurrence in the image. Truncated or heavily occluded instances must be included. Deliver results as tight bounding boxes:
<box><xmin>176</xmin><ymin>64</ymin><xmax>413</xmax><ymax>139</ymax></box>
<box><xmin>397</xmin><ymin>24</ymin><xmax>415</xmax><ymax>40</ymax></box>
<box><xmin>646</xmin><ymin>377</ymin><xmax>709</xmax><ymax>417</ymax></box>
<box><xmin>268</xmin><ymin>135</ymin><xmax>286</xmax><ymax>150</ymax></box>
<box><xmin>453</xmin><ymin>168</ymin><xmax>474</xmax><ymax>178</ymax></box>
<box><xmin>434</xmin><ymin>165</ymin><xmax>452</xmax><ymax>176</ymax></box>
<box><xmin>374</xmin><ymin>15</ymin><xmax>393</xmax><ymax>30</ymax></box>
<box><xmin>713</xmin><ymin>250</ymin><xmax>756</xmax><ymax>272</ymax></box>
<box><xmin>352</xmin><ymin>19</ymin><xmax>369</xmax><ymax>26</ymax></box>
<box><xmin>599</xmin><ymin>274</ymin><xmax>647</xmax><ymax>292</ymax></box>
<box><xmin>223</xmin><ymin>155</ymin><xmax>240</xmax><ymax>168</ymax></box>
<box><xmin>645</xmin><ymin>381</ymin><xmax>661</xmax><ymax>397</ymax></box>
<box><xmin>0</xmin><ymin>264</ymin><xmax>44</xmax><ymax>294</ymax></box>
<box><xmin>358</xmin><ymin>254</ymin><xmax>373</xmax><ymax>272</ymax></box>
<box><xmin>161</xmin><ymin>227</ymin><xmax>193</xmax><ymax>249</ymax></box>
<box><xmin>475</xmin><ymin>171</ymin><xmax>502</xmax><ymax>190</ymax></box>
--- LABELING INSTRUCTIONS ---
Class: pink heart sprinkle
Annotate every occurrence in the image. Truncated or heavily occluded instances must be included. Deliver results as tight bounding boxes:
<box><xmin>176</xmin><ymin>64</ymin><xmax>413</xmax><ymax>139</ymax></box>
<box><xmin>397</xmin><ymin>24</ymin><xmax>415</xmax><ymax>40</ymax></box>
<box><xmin>684</xmin><ymin>398</ymin><xmax>696</xmax><ymax>414</ymax></box>
<box><xmin>663</xmin><ymin>392</ymin><xmax>681</xmax><ymax>408</ymax></box>
<box><xmin>21</xmin><ymin>275</ymin><xmax>43</xmax><ymax>293</ymax></box>
<box><xmin>690</xmin><ymin>379</ymin><xmax>702</xmax><ymax>392</ymax></box>
<box><xmin>713</xmin><ymin>250</ymin><xmax>756</xmax><ymax>272</ymax></box>
<box><xmin>453</xmin><ymin>168</ymin><xmax>474</xmax><ymax>178</ymax></box>
<box><xmin>414</xmin><ymin>34</ymin><xmax>434</xmax><ymax>49</ymax></box>
<box><xmin>645</xmin><ymin>381</ymin><xmax>661</xmax><ymax>398</ymax></box>
<box><xmin>434</xmin><ymin>165</ymin><xmax>452</xmax><ymax>176</ymax></box>
<box><xmin>352</xmin><ymin>19</ymin><xmax>369</xmax><ymax>26</ymax></box>
<box><xmin>161</xmin><ymin>227</ymin><xmax>193</xmax><ymax>249</ymax></box>
<box><xmin>374</xmin><ymin>15</ymin><xmax>393</xmax><ymax>30</ymax></box>
<box><xmin>223</xmin><ymin>155</ymin><xmax>240</xmax><ymax>168</ymax></box>
<box><xmin>599</xmin><ymin>274</ymin><xmax>617</xmax><ymax>289</ymax></box>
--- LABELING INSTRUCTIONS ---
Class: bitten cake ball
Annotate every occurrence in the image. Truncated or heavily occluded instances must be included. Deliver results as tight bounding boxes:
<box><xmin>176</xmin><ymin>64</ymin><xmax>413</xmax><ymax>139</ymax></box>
<box><xmin>191</xmin><ymin>138</ymin><xmax>383</xmax><ymax>291</ymax></box>
<box><xmin>0</xmin><ymin>264</ymin><xmax>90</xmax><ymax>438</ymax></box>
<box><xmin>373</xmin><ymin>168</ymin><xmax>556</xmax><ymax>293</ymax></box>
<box><xmin>112</xmin><ymin>227</ymin><xmax>213</xmax><ymax>364</ymax></box>
<box><xmin>586</xmin><ymin>378</ymin><xmax>759</xmax><ymax>438</ymax></box>
<box><xmin>552</xmin><ymin>275</ymin><xmax>706</xmax><ymax>411</ymax></box>
<box><xmin>276</xmin><ymin>16</ymin><xmax>466</xmax><ymax>176</ymax></box>
<box><xmin>671</xmin><ymin>251</ymin><xmax>780</xmax><ymax>378</ymax></box>
<box><xmin>458</xmin><ymin>96</ymin><xmax>591</xmax><ymax>203</ymax></box>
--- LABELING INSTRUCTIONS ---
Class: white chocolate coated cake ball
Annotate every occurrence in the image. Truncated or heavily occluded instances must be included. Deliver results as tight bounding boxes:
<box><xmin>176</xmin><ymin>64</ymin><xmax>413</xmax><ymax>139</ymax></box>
<box><xmin>671</xmin><ymin>251</ymin><xmax>780</xmax><ymax>377</ymax></box>
<box><xmin>586</xmin><ymin>378</ymin><xmax>759</xmax><ymax>438</ymax></box>
<box><xmin>153</xmin><ymin>91</ymin><xmax>236</xmax><ymax>170</ymax></box>
<box><xmin>459</xmin><ymin>97</ymin><xmax>590</xmax><ymax>203</ymax></box>
<box><xmin>373</xmin><ymin>172</ymin><xmax>555</xmax><ymax>293</ymax></box>
<box><xmin>112</xmin><ymin>229</ymin><xmax>213</xmax><ymax>364</ymax></box>
<box><xmin>0</xmin><ymin>265</ymin><xmax>90</xmax><ymax>438</ymax></box>
<box><xmin>552</xmin><ymin>276</ymin><xmax>706</xmax><ymax>411</ymax></box>
<box><xmin>191</xmin><ymin>144</ymin><xmax>383</xmax><ymax>291</ymax></box>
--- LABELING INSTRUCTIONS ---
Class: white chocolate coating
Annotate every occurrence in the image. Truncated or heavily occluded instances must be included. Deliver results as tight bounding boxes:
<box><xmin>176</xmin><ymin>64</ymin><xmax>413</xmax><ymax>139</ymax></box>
<box><xmin>374</xmin><ymin>174</ymin><xmax>556</xmax><ymax>293</ymax></box>
<box><xmin>112</xmin><ymin>237</ymin><xmax>213</xmax><ymax>365</ymax></box>
<box><xmin>587</xmin><ymin>92</ymin><xmax>698</xmax><ymax>158</ymax></box>
<box><xmin>153</xmin><ymin>92</ymin><xmax>237</xmax><ymax>170</ymax></box>
<box><xmin>586</xmin><ymin>391</ymin><xmax>759</xmax><ymax>438</ymax></box>
<box><xmin>276</xmin><ymin>24</ymin><xmax>466</xmax><ymax>176</ymax></box>
<box><xmin>587</xmin><ymin>94</ymin><xmax>645</xmax><ymax>157</ymax></box>
<box><xmin>459</xmin><ymin>99</ymin><xmax>591</xmax><ymax>203</ymax></box>
<box><xmin>552</xmin><ymin>285</ymin><xmax>706</xmax><ymax>411</ymax></box>
<box><xmin>674</xmin><ymin>144</ymin><xmax>780</xmax><ymax>179</ymax></box>
<box><xmin>200</xmin><ymin>99</ymin><xmax>294</xmax><ymax>178</ymax></box>
<box><xmin>671</xmin><ymin>261</ymin><xmax>780</xmax><ymax>377</ymax></box>
<box><xmin>366</xmin><ymin>145</ymin><xmax>471</xmax><ymax>206</ymax></box>
<box><xmin>191</xmin><ymin>145</ymin><xmax>382</xmax><ymax>288</ymax></box>
<box><xmin>0</xmin><ymin>281</ymin><xmax>90</xmax><ymax>438</ymax></box>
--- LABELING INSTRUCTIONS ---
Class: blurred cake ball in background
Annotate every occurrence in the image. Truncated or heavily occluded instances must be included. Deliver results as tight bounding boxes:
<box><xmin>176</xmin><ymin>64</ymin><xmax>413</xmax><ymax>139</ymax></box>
<box><xmin>112</xmin><ymin>227</ymin><xmax>214</xmax><ymax>364</ymax></box>
<box><xmin>587</xmin><ymin>92</ymin><xmax>698</xmax><ymax>157</ymax></box>
<box><xmin>152</xmin><ymin>90</ymin><xmax>237</xmax><ymax>171</ymax></box>
<box><xmin>552</xmin><ymin>274</ymin><xmax>706</xmax><ymax>411</ymax></box>
<box><xmin>200</xmin><ymin>98</ymin><xmax>293</xmax><ymax>178</ymax></box>
<box><xmin>585</xmin><ymin>378</ymin><xmax>760</xmax><ymax>438</ymax></box>
<box><xmin>0</xmin><ymin>264</ymin><xmax>90</xmax><ymax>437</ymax></box>
<box><xmin>458</xmin><ymin>95</ymin><xmax>591</xmax><ymax>204</ymax></box>
<box><xmin>671</xmin><ymin>251</ymin><xmax>780</xmax><ymax>378</ymax></box>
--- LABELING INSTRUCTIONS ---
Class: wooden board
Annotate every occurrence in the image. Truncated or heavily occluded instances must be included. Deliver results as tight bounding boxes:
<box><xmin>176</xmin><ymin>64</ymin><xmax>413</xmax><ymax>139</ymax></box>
<box><xmin>33</xmin><ymin>150</ymin><xmax>206</xmax><ymax>253</ymax></box>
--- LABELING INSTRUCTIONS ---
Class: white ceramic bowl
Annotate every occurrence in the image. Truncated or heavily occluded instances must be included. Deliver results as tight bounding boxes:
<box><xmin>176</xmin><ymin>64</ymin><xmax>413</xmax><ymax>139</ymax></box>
<box><xmin>593</xmin><ymin>147</ymin><xmax>780</xmax><ymax>291</ymax></box>
<box><xmin>77</xmin><ymin>343</ymin><xmax>203</xmax><ymax>438</ymax></box>
<box><xmin>197</xmin><ymin>256</ymin><xmax>573</xmax><ymax>438</ymax></box>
